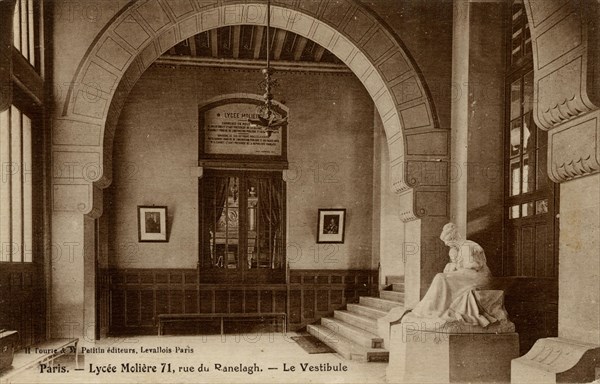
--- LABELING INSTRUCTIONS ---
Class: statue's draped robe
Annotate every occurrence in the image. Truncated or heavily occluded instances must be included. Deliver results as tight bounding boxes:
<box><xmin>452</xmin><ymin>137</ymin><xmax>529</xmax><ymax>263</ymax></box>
<box><xmin>409</xmin><ymin>240</ymin><xmax>506</xmax><ymax>327</ymax></box>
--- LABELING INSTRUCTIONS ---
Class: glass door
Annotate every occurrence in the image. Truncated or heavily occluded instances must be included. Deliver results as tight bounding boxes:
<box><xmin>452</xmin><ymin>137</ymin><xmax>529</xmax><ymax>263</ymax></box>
<box><xmin>199</xmin><ymin>170</ymin><xmax>285</xmax><ymax>283</ymax></box>
<box><xmin>504</xmin><ymin>54</ymin><xmax>558</xmax><ymax>278</ymax></box>
<box><xmin>244</xmin><ymin>174</ymin><xmax>285</xmax><ymax>282</ymax></box>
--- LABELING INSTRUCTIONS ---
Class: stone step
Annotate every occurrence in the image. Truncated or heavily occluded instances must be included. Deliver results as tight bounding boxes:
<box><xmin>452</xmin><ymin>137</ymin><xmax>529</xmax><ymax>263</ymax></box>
<box><xmin>346</xmin><ymin>303</ymin><xmax>388</xmax><ymax>319</ymax></box>
<box><xmin>359</xmin><ymin>296</ymin><xmax>403</xmax><ymax>312</ymax></box>
<box><xmin>321</xmin><ymin>317</ymin><xmax>384</xmax><ymax>349</ymax></box>
<box><xmin>385</xmin><ymin>275</ymin><xmax>404</xmax><ymax>285</ymax></box>
<box><xmin>307</xmin><ymin>324</ymin><xmax>389</xmax><ymax>363</ymax></box>
<box><xmin>333</xmin><ymin>310</ymin><xmax>378</xmax><ymax>334</ymax></box>
<box><xmin>379</xmin><ymin>290</ymin><xmax>405</xmax><ymax>303</ymax></box>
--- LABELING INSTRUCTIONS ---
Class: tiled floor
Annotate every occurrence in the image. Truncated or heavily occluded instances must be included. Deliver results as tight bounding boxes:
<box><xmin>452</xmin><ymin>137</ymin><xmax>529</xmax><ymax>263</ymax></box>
<box><xmin>5</xmin><ymin>332</ymin><xmax>388</xmax><ymax>384</ymax></box>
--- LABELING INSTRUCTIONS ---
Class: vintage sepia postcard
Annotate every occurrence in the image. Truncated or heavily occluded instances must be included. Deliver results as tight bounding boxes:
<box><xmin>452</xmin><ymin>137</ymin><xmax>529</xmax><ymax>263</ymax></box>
<box><xmin>1</xmin><ymin>0</ymin><xmax>599</xmax><ymax>383</ymax></box>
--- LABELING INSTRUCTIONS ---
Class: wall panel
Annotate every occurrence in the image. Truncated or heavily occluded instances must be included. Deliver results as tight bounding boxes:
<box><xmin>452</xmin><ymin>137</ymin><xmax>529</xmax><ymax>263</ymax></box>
<box><xmin>490</xmin><ymin>277</ymin><xmax>558</xmax><ymax>354</ymax></box>
<box><xmin>108</xmin><ymin>268</ymin><xmax>377</xmax><ymax>334</ymax></box>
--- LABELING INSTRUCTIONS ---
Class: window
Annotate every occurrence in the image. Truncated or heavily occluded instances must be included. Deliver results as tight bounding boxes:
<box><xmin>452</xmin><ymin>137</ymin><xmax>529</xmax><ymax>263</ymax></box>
<box><xmin>504</xmin><ymin>0</ymin><xmax>557</xmax><ymax>277</ymax></box>
<box><xmin>510</xmin><ymin>0</ymin><xmax>531</xmax><ymax>67</ymax></box>
<box><xmin>199</xmin><ymin>170</ymin><xmax>286</xmax><ymax>283</ymax></box>
<box><xmin>502</xmin><ymin>0</ymin><xmax>559</xmax><ymax>353</ymax></box>
<box><xmin>507</xmin><ymin>70</ymin><xmax>547</xmax><ymax>206</ymax></box>
<box><xmin>12</xmin><ymin>0</ymin><xmax>38</xmax><ymax>68</ymax></box>
<box><xmin>0</xmin><ymin>106</ymin><xmax>33</xmax><ymax>263</ymax></box>
<box><xmin>1</xmin><ymin>0</ymin><xmax>45</xmax><ymax>348</ymax></box>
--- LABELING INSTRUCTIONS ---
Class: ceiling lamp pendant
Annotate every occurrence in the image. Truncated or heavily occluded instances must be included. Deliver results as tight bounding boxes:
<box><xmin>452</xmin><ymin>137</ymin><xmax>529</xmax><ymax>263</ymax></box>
<box><xmin>248</xmin><ymin>0</ymin><xmax>287</xmax><ymax>137</ymax></box>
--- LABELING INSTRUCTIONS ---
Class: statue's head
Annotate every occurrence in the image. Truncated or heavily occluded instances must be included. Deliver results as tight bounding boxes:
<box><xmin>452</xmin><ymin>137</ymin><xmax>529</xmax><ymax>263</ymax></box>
<box><xmin>440</xmin><ymin>223</ymin><xmax>462</xmax><ymax>246</ymax></box>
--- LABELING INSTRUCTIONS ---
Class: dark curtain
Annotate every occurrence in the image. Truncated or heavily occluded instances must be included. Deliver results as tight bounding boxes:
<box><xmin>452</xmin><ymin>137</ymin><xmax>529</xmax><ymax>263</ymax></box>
<box><xmin>271</xmin><ymin>178</ymin><xmax>283</xmax><ymax>268</ymax></box>
<box><xmin>214</xmin><ymin>177</ymin><xmax>230</xmax><ymax>228</ymax></box>
<box><xmin>258</xmin><ymin>178</ymin><xmax>282</xmax><ymax>268</ymax></box>
<box><xmin>203</xmin><ymin>177</ymin><xmax>229</xmax><ymax>267</ymax></box>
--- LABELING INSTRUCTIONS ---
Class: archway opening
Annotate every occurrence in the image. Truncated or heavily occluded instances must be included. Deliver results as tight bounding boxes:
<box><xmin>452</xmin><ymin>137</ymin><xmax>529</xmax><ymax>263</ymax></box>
<box><xmin>51</xmin><ymin>0</ymin><xmax>449</xmax><ymax>340</ymax></box>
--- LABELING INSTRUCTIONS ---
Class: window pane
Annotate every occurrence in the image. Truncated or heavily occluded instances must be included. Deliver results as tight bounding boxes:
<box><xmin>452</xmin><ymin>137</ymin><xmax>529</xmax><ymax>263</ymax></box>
<box><xmin>522</xmin><ymin>155</ymin><xmax>532</xmax><ymax>193</ymax></box>
<box><xmin>247</xmin><ymin>178</ymin><xmax>258</xmax><ymax>269</ymax></box>
<box><xmin>522</xmin><ymin>152</ymin><xmax>535</xmax><ymax>193</ymax></box>
<box><xmin>256</xmin><ymin>177</ymin><xmax>283</xmax><ymax>270</ymax></box>
<box><xmin>523</xmin><ymin>115</ymin><xmax>533</xmax><ymax>153</ymax></box>
<box><xmin>510</xmin><ymin>158</ymin><xmax>521</xmax><ymax>196</ymax></box>
<box><xmin>522</xmin><ymin>202</ymin><xmax>534</xmax><ymax>217</ymax></box>
<box><xmin>215</xmin><ymin>177</ymin><xmax>240</xmax><ymax>269</ymax></box>
<box><xmin>257</xmin><ymin>178</ymin><xmax>271</xmax><ymax>269</ymax></box>
<box><xmin>23</xmin><ymin>115</ymin><xmax>32</xmax><ymax>262</ymax></box>
<box><xmin>201</xmin><ymin>177</ymin><xmax>215</xmax><ymax>268</ymax></box>
<box><xmin>523</xmin><ymin>71</ymin><xmax>534</xmax><ymax>114</ymax></box>
<box><xmin>510</xmin><ymin>80</ymin><xmax>521</xmax><ymax>120</ymax></box>
<box><xmin>511</xmin><ymin>0</ymin><xmax>525</xmax><ymax>64</ymax></box>
<box><xmin>11</xmin><ymin>106</ymin><xmax>23</xmax><ymax>262</ymax></box>
<box><xmin>20</xmin><ymin>0</ymin><xmax>29</xmax><ymax>60</ymax></box>
<box><xmin>28</xmin><ymin>0</ymin><xmax>35</xmax><ymax>66</ymax></box>
<box><xmin>512</xmin><ymin>2</ymin><xmax>523</xmax><ymax>21</ymax></box>
<box><xmin>524</xmin><ymin>23</ymin><xmax>532</xmax><ymax>56</ymax></box>
<box><xmin>510</xmin><ymin>118</ymin><xmax>522</xmax><ymax>157</ymax></box>
<box><xmin>511</xmin><ymin>30</ymin><xmax>522</xmax><ymax>63</ymax></box>
<box><xmin>13</xmin><ymin>0</ymin><xmax>21</xmax><ymax>51</ymax></box>
<box><xmin>0</xmin><ymin>110</ymin><xmax>10</xmax><ymax>262</ymax></box>
<box><xmin>510</xmin><ymin>205</ymin><xmax>520</xmax><ymax>219</ymax></box>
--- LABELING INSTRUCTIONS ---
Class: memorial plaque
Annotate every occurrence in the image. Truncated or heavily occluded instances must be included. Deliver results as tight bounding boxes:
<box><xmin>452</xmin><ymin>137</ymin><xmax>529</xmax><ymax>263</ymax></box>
<box><xmin>199</xmin><ymin>100</ymin><xmax>286</xmax><ymax>161</ymax></box>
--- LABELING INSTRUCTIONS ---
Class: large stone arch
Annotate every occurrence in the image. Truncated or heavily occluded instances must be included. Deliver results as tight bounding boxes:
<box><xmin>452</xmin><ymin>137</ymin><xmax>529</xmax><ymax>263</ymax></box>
<box><xmin>55</xmin><ymin>0</ymin><xmax>449</xmax><ymax>217</ymax></box>
<box><xmin>51</xmin><ymin>0</ymin><xmax>451</xmax><ymax>338</ymax></box>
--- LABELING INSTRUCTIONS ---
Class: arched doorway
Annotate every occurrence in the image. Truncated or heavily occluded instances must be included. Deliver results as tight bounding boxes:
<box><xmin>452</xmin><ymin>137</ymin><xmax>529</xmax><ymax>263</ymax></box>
<box><xmin>51</xmin><ymin>0</ymin><xmax>450</xmax><ymax>339</ymax></box>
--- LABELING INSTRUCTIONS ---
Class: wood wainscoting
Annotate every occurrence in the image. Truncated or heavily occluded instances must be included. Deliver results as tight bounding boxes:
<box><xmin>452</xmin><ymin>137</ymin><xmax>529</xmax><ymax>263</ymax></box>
<box><xmin>493</xmin><ymin>277</ymin><xmax>558</xmax><ymax>355</ymax></box>
<box><xmin>0</xmin><ymin>264</ymin><xmax>45</xmax><ymax>348</ymax></box>
<box><xmin>108</xmin><ymin>269</ymin><xmax>378</xmax><ymax>335</ymax></box>
<box><xmin>486</xmin><ymin>277</ymin><xmax>558</xmax><ymax>355</ymax></box>
<box><xmin>97</xmin><ymin>268</ymin><xmax>111</xmax><ymax>338</ymax></box>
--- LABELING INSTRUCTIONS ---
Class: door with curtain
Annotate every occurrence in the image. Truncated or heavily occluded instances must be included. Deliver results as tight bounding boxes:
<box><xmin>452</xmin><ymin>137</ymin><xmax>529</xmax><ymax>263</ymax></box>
<box><xmin>198</xmin><ymin>170</ymin><xmax>286</xmax><ymax>283</ymax></box>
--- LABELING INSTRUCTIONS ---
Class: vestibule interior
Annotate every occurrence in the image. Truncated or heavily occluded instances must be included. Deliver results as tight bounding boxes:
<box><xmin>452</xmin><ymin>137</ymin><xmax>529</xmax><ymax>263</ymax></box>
<box><xmin>99</xmin><ymin>2</ymin><xmax>556</xmax><ymax>354</ymax></box>
<box><xmin>10</xmin><ymin>2</ymin><xmax>600</xmax><ymax>380</ymax></box>
<box><xmin>102</xmin><ymin>36</ymin><xmax>405</xmax><ymax>334</ymax></box>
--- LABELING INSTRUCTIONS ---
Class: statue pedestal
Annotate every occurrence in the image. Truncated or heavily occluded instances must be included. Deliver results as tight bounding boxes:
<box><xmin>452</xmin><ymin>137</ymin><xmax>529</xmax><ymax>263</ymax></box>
<box><xmin>378</xmin><ymin>306</ymin><xmax>407</xmax><ymax>348</ymax></box>
<box><xmin>511</xmin><ymin>337</ymin><xmax>600</xmax><ymax>383</ymax></box>
<box><xmin>387</xmin><ymin>320</ymin><xmax>519</xmax><ymax>383</ymax></box>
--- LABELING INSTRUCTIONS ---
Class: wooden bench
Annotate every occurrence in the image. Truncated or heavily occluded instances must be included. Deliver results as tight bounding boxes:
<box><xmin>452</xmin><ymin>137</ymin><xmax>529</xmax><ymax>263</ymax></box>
<box><xmin>0</xmin><ymin>338</ymin><xmax>78</xmax><ymax>383</ymax></box>
<box><xmin>157</xmin><ymin>313</ymin><xmax>287</xmax><ymax>336</ymax></box>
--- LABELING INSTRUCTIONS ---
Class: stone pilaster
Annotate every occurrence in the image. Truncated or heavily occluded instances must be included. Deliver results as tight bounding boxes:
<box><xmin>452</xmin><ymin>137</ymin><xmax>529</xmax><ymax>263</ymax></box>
<box><xmin>512</xmin><ymin>1</ymin><xmax>600</xmax><ymax>382</ymax></box>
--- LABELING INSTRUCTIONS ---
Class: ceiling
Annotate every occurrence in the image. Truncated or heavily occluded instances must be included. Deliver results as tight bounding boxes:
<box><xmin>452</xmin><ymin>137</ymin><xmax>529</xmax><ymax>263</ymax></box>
<box><xmin>162</xmin><ymin>25</ymin><xmax>343</xmax><ymax>64</ymax></box>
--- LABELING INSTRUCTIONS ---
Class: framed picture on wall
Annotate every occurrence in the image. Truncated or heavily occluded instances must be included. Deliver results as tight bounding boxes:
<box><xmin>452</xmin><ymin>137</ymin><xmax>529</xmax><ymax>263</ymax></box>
<box><xmin>138</xmin><ymin>206</ymin><xmax>168</xmax><ymax>242</ymax></box>
<box><xmin>317</xmin><ymin>209</ymin><xmax>346</xmax><ymax>244</ymax></box>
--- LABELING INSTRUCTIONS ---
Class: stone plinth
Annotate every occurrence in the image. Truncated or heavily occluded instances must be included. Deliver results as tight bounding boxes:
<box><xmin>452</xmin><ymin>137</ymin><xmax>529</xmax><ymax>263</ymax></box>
<box><xmin>378</xmin><ymin>306</ymin><xmax>407</xmax><ymax>349</ymax></box>
<box><xmin>387</xmin><ymin>320</ymin><xmax>519</xmax><ymax>383</ymax></box>
<box><xmin>511</xmin><ymin>337</ymin><xmax>600</xmax><ymax>383</ymax></box>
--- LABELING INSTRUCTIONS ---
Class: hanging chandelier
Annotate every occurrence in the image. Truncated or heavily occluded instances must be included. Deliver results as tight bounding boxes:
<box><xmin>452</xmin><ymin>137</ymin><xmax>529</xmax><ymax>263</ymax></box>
<box><xmin>248</xmin><ymin>0</ymin><xmax>287</xmax><ymax>137</ymax></box>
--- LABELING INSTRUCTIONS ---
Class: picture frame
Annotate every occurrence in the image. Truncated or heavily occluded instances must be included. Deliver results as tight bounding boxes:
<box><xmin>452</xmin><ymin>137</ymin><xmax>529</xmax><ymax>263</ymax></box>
<box><xmin>138</xmin><ymin>206</ymin><xmax>168</xmax><ymax>242</ymax></box>
<box><xmin>317</xmin><ymin>208</ymin><xmax>346</xmax><ymax>244</ymax></box>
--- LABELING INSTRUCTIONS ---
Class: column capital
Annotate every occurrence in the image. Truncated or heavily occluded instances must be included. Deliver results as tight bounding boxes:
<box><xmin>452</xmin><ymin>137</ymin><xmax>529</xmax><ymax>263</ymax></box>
<box><xmin>525</xmin><ymin>0</ymin><xmax>600</xmax><ymax>182</ymax></box>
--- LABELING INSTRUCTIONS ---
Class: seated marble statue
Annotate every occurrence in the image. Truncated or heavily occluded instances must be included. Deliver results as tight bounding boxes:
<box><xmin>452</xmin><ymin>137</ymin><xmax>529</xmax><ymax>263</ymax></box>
<box><xmin>403</xmin><ymin>223</ymin><xmax>513</xmax><ymax>331</ymax></box>
<box><xmin>377</xmin><ymin>223</ymin><xmax>513</xmax><ymax>347</ymax></box>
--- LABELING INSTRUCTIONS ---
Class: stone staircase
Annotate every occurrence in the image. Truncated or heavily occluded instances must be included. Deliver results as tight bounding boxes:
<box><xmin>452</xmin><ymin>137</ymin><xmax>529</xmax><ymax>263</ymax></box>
<box><xmin>307</xmin><ymin>276</ymin><xmax>405</xmax><ymax>362</ymax></box>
